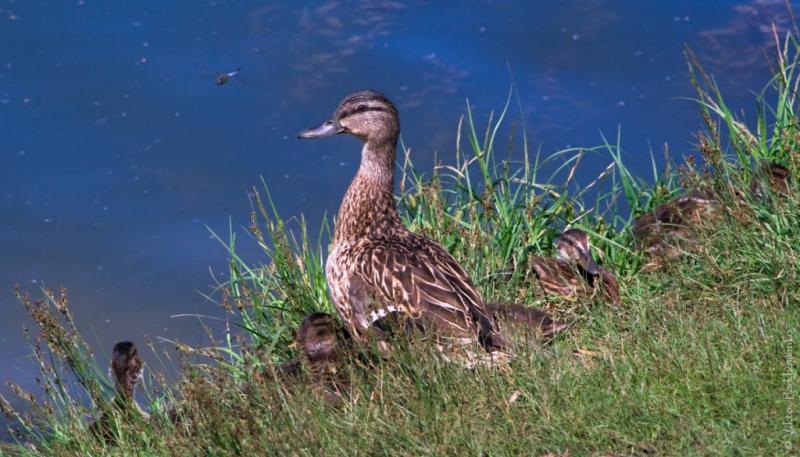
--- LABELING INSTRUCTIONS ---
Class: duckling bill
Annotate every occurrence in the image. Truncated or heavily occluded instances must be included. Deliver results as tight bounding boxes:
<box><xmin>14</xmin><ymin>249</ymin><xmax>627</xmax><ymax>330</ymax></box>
<box><xmin>298</xmin><ymin>90</ymin><xmax>509</xmax><ymax>358</ymax></box>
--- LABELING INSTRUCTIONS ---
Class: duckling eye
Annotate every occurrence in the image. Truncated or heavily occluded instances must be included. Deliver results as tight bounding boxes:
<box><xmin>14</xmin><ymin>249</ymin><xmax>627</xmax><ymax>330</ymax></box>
<box><xmin>356</xmin><ymin>104</ymin><xmax>367</xmax><ymax>112</ymax></box>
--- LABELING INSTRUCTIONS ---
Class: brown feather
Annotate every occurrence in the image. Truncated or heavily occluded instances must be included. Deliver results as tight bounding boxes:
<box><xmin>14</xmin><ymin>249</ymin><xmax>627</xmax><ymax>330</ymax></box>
<box><xmin>311</xmin><ymin>91</ymin><xmax>508</xmax><ymax>354</ymax></box>
<box><xmin>595</xmin><ymin>269</ymin><xmax>621</xmax><ymax>305</ymax></box>
<box><xmin>530</xmin><ymin>257</ymin><xmax>586</xmax><ymax>298</ymax></box>
<box><xmin>529</xmin><ymin>229</ymin><xmax>620</xmax><ymax>305</ymax></box>
<box><xmin>295</xmin><ymin>312</ymin><xmax>349</xmax><ymax>403</ymax></box>
<box><xmin>632</xmin><ymin>190</ymin><xmax>715</xmax><ymax>264</ymax></box>
<box><xmin>485</xmin><ymin>302</ymin><xmax>569</xmax><ymax>341</ymax></box>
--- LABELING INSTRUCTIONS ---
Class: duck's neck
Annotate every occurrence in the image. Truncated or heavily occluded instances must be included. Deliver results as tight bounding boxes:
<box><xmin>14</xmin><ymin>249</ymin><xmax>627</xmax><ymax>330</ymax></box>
<box><xmin>334</xmin><ymin>138</ymin><xmax>402</xmax><ymax>243</ymax></box>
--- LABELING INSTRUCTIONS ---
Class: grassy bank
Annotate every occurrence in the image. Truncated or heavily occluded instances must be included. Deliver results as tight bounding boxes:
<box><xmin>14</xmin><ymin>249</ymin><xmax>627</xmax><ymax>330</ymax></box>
<box><xmin>2</xmin><ymin>33</ymin><xmax>800</xmax><ymax>457</ymax></box>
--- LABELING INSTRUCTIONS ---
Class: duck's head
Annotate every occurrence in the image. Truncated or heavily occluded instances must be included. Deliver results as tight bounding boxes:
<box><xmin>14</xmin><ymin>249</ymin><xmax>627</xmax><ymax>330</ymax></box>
<box><xmin>556</xmin><ymin>228</ymin><xmax>600</xmax><ymax>276</ymax></box>
<box><xmin>298</xmin><ymin>90</ymin><xmax>399</xmax><ymax>144</ymax></box>
<box><xmin>296</xmin><ymin>312</ymin><xmax>340</xmax><ymax>365</ymax></box>
<box><xmin>110</xmin><ymin>341</ymin><xmax>143</xmax><ymax>399</ymax></box>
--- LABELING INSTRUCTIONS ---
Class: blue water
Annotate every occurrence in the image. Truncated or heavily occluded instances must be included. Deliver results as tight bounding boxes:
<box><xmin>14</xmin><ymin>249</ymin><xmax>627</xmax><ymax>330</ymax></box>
<box><xmin>0</xmin><ymin>0</ymin><xmax>793</xmax><ymax>421</ymax></box>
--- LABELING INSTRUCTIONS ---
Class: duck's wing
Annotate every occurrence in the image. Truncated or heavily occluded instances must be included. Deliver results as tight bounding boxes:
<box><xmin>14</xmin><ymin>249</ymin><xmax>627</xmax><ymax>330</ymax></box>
<box><xmin>530</xmin><ymin>257</ymin><xmax>582</xmax><ymax>298</ymax></box>
<box><xmin>485</xmin><ymin>302</ymin><xmax>569</xmax><ymax>340</ymax></box>
<box><xmin>597</xmin><ymin>268</ymin><xmax>621</xmax><ymax>305</ymax></box>
<box><xmin>354</xmin><ymin>234</ymin><xmax>507</xmax><ymax>350</ymax></box>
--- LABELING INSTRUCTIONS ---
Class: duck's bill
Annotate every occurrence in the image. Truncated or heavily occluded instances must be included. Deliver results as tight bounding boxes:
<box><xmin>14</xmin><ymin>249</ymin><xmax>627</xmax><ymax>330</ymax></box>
<box><xmin>297</xmin><ymin>119</ymin><xmax>344</xmax><ymax>139</ymax></box>
<box><xmin>578</xmin><ymin>253</ymin><xmax>601</xmax><ymax>276</ymax></box>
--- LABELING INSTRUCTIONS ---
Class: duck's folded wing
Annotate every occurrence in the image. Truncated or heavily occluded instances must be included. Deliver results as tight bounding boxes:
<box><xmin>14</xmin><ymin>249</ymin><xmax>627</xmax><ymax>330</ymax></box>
<box><xmin>355</xmin><ymin>237</ymin><xmax>505</xmax><ymax>348</ymax></box>
<box><xmin>530</xmin><ymin>257</ymin><xmax>580</xmax><ymax>296</ymax></box>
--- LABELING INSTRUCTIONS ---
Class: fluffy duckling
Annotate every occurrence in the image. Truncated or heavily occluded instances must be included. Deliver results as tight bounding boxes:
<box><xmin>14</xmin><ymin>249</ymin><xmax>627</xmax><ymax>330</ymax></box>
<box><xmin>484</xmin><ymin>302</ymin><xmax>569</xmax><ymax>341</ymax></box>
<box><xmin>298</xmin><ymin>90</ymin><xmax>509</xmax><ymax>358</ymax></box>
<box><xmin>529</xmin><ymin>229</ymin><xmax>620</xmax><ymax>304</ymax></box>
<box><xmin>633</xmin><ymin>162</ymin><xmax>790</xmax><ymax>267</ymax></box>
<box><xmin>90</xmin><ymin>341</ymin><xmax>147</xmax><ymax>442</ymax></box>
<box><xmin>296</xmin><ymin>312</ymin><xmax>344</xmax><ymax>375</ymax></box>
<box><xmin>294</xmin><ymin>312</ymin><xmax>349</xmax><ymax>402</ymax></box>
<box><xmin>109</xmin><ymin>341</ymin><xmax>145</xmax><ymax>408</ymax></box>
<box><xmin>632</xmin><ymin>190</ymin><xmax>715</xmax><ymax>264</ymax></box>
<box><xmin>751</xmin><ymin>161</ymin><xmax>791</xmax><ymax>200</ymax></box>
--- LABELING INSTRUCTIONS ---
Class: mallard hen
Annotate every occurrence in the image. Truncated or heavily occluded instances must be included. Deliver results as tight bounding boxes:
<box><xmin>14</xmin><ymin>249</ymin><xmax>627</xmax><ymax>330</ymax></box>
<box><xmin>298</xmin><ymin>90</ymin><xmax>508</xmax><ymax>355</ymax></box>
<box><xmin>529</xmin><ymin>228</ymin><xmax>620</xmax><ymax>304</ymax></box>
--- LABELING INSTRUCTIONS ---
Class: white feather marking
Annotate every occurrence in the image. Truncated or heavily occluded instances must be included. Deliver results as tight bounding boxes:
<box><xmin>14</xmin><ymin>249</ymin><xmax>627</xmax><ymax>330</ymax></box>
<box><xmin>369</xmin><ymin>305</ymin><xmax>399</xmax><ymax>324</ymax></box>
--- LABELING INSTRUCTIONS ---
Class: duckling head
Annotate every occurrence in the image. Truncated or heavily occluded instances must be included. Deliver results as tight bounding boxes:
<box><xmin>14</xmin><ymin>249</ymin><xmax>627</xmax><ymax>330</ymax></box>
<box><xmin>555</xmin><ymin>228</ymin><xmax>600</xmax><ymax>276</ymax></box>
<box><xmin>110</xmin><ymin>341</ymin><xmax>143</xmax><ymax>400</ymax></box>
<box><xmin>296</xmin><ymin>312</ymin><xmax>341</xmax><ymax>366</ymax></box>
<box><xmin>298</xmin><ymin>90</ymin><xmax>399</xmax><ymax>144</ymax></box>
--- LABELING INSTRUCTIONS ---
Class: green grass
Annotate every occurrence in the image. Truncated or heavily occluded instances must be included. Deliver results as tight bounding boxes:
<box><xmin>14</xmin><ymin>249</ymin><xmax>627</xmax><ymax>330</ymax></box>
<box><xmin>3</xmin><ymin>28</ymin><xmax>800</xmax><ymax>457</ymax></box>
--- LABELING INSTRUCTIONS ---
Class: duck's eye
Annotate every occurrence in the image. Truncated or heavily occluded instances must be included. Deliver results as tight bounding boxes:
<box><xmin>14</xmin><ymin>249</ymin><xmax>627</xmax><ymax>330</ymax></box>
<box><xmin>356</xmin><ymin>104</ymin><xmax>367</xmax><ymax>112</ymax></box>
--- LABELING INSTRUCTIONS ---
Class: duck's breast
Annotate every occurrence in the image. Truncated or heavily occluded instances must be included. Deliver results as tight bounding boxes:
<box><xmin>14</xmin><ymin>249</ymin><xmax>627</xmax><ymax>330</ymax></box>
<box><xmin>326</xmin><ymin>242</ymin><xmax>377</xmax><ymax>337</ymax></box>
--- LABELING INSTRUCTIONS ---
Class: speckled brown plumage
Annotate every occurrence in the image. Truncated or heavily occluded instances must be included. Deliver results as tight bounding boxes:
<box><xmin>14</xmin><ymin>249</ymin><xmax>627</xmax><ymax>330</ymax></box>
<box><xmin>751</xmin><ymin>161</ymin><xmax>791</xmax><ymax>199</ymax></box>
<box><xmin>632</xmin><ymin>190</ymin><xmax>715</xmax><ymax>263</ymax></box>
<box><xmin>299</xmin><ymin>90</ymin><xmax>508</xmax><ymax>354</ymax></box>
<box><xmin>296</xmin><ymin>312</ymin><xmax>343</xmax><ymax>373</ymax></box>
<box><xmin>110</xmin><ymin>341</ymin><xmax>144</xmax><ymax>402</ymax></box>
<box><xmin>529</xmin><ymin>229</ymin><xmax>620</xmax><ymax>305</ymax></box>
<box><xmin>484</xmin><ymin>302</ymin><xmax>569</xmax><ymax>341</ymax></box>
<box><xmin>294</xmin><ymin>312</ymin><xmax>348</xmax><ymax>402</ymax></box>
<box><xmin>90</xmin><ymin>341</ymin><xmax>147</xmax><ymax>443</ymax></box>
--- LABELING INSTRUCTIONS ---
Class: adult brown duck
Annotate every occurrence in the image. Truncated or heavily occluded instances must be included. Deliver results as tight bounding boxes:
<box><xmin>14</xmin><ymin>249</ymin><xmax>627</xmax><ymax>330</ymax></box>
<box><xmin>298</xmin><ymin>90</ymin><xmax>509</xmax><ymax>359</ymax></box>
<box><xmin>529</xmin><ymin>228</ymin><xmax>620</xmax><ymax>305</ymax></box>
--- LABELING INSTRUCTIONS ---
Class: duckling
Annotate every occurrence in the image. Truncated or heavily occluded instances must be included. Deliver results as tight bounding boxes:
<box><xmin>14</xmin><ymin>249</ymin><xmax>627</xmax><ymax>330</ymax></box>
<box><xmin>633</xmin><ymin>162</ymin><xmax>790</xmax><ymax>266</ymax></box>
<box><xmin>292</xmin><ymin>312</ymin><xmax>349</xmax><ymax>402</ymax></box>
<box><xmin>632</xmin><ymin>190</ymin><xmax>715</xmax><ymax>264</ymax></box>
<box><xmin>529</xmin><ymin>229</ymin><xmax>620</xmax><ymax>305</ymax></box>
<box><xmin>90</xmin><ymin>341</ymin><xmax>147</xmax><ymax>442</ymax></box>
<box><xmin>109</xmin><ymin>341</ymin><xmax>146</xmax><ymax>411</ymax></box>
<box><xmin>250</xmin><ymin>313</ymin><xmax>349</xmax><ymax>401</ymax></box>
<box><xmin>298</xmin><ymin>90</ymin><xmax>509</xmax><ymax>359</ymax></box>
<box><xmin>484</xmin><ymin>302</ymin><xmax>569</xmax><ymax>341</ymax></box>
<box><xmin>264</xmin><ymin>315</ymin><xmax>346</xmax><ymax>379</ymax></box>
<box><xmin>295</xmin><ymin>312</ymin><xmax>344</xmax><ymax>375</ymax></box>
<box><xmin>751</xmin><ymin>161</ymin><xmax>791</xmax><ymax>200</ymax></box>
